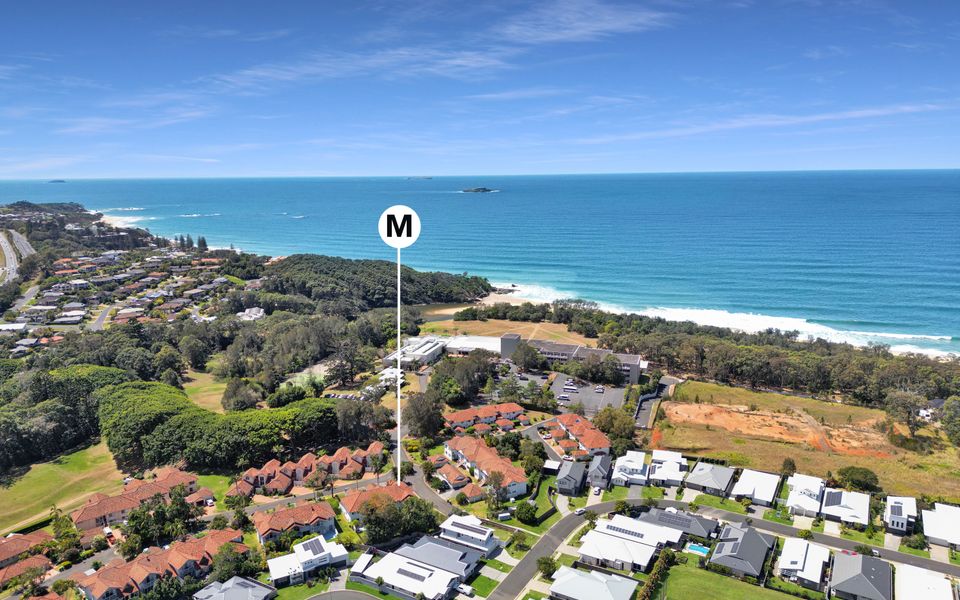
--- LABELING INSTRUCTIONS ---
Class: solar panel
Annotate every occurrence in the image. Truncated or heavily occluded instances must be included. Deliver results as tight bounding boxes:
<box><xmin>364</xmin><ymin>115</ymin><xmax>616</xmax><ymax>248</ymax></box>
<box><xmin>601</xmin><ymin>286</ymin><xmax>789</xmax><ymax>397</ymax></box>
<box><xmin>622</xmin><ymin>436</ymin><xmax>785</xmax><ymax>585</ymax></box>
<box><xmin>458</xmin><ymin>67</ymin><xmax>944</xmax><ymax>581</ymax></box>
<box><xmin>398</xmin><ymin>568</ymin><xmax>427</xmax><ymax>582</ymax></box>
<box><xmin>825</xmin><ymin>491</ymin><xmax>842</xmax><ymax>506</ymax></box>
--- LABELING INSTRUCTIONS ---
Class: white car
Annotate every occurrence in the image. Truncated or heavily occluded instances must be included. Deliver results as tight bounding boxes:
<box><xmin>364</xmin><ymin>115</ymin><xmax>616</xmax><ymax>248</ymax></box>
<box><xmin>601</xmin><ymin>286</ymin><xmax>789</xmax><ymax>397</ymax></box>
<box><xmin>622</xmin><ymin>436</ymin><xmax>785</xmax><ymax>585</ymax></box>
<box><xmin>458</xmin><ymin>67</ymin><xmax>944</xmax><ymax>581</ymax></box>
<box><xmin>457</xmin><ymin>584</ymin><xmax>474</xmax><ymax>597</ymax></box>
<box><xmin>574</xmin><ymin>508</ymin><xmax>586</xmax><ymax>516</ymax></box>
<box><xmin>593</xmin><ymin>486</ymin><xmax>602</xmax><ymax>495</ymax></box>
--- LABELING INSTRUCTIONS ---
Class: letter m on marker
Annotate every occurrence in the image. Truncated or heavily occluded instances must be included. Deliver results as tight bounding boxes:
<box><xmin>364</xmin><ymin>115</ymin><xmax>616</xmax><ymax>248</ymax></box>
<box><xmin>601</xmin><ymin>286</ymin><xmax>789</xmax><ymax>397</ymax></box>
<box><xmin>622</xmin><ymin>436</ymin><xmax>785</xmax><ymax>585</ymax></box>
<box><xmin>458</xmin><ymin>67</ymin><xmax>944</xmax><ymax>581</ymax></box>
<box><xmin>386</xmin><ymin>214</ymin><xmax>412</xmax><ymax>238</ymax></box>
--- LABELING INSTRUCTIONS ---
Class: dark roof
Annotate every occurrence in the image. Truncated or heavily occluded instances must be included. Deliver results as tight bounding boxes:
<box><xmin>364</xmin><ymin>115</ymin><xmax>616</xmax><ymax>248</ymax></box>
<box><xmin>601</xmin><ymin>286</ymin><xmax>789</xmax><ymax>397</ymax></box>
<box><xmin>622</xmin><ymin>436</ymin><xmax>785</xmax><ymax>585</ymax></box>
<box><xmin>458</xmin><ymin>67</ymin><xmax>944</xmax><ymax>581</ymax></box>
<box><xmin>558</xmin><ymin>460</ymin><xmax>587</xmax><ymax>484</ymax></box>
<box><xmin>193</xmin><ymin>577</ymin><xmax>276</xmax><ymax>600</ymax></box>
<box><xmin>638</xmin><ymin>508</ymin><xmax>719</xmax><ymax>539</ymax></box>
<box><xmin>830</xmin><ymin>553</ymin><xmax>893</xmax><ymax>600</ymax></box>
<box><xmin>588</xmin><ymin>454</ymin><xmax>611</xmax><ymax>477</ymax></box>
<box><xmin>394</xmin><ymin>536</ymin><xmax>481</xmax><ymax>579</ymax></box>
<box><xmin>709</xmin><ymin>525</ymin><xmax>774</xmax><ymax>577</ymax></box>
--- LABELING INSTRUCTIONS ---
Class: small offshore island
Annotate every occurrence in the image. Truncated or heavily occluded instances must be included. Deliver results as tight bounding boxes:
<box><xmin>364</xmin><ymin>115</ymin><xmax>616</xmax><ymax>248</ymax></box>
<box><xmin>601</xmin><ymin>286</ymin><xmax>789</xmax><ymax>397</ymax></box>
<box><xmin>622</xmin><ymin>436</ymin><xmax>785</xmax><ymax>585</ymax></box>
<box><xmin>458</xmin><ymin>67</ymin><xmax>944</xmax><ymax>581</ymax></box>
<box><xmin>461</xmin><ymin>187</ymin><xmax>497</xmax><ymax>193</ymax></box>
<box><xmin>0</xmin><ymin>200</ymin><xmax>958</xmax><ymax>600</ymax></box>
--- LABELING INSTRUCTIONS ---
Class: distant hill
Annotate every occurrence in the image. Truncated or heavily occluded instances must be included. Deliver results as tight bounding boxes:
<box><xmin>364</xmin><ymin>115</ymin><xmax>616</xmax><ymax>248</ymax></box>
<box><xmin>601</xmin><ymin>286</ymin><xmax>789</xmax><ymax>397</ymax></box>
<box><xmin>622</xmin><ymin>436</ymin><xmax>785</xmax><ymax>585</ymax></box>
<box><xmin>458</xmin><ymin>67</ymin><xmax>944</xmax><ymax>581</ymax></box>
<box><xmin>264</xmin><ymin>254</ymin><xmax>491</xmax><ymax>314</ymax></box>
<box><xmin>0</xmin><ymin>201</ymin><xmax>87</xmax><ymax>214</ymax></box>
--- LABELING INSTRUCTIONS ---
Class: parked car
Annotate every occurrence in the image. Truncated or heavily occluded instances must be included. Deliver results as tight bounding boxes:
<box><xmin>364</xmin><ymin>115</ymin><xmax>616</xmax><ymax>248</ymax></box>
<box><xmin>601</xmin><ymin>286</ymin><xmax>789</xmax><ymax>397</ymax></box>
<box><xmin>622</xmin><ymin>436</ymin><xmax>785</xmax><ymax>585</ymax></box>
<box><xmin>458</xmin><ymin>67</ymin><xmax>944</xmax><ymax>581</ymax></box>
<box><xmin>574</xmin><ymin>508</ymin><xmax>586</xmax><ymax>515</ymax></box>
<box><xmin>593</xmin><ymin>486</ymin><xmax>602</xmax><ymax>495</ymax></box>
<box><xmin>457</xmin><ymin>584</ymin><xmax>474</xmax><ymax>597</ymax></box>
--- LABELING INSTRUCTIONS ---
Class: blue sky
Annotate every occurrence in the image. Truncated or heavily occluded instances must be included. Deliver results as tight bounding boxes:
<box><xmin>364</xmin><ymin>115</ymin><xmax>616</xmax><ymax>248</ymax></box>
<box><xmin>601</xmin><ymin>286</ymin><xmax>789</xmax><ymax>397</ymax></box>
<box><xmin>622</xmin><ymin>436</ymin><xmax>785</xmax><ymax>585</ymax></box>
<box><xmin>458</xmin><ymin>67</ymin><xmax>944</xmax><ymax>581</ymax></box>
<box><xmin>1</xmin><ymin>0</ymin><xmax>958</xmax><ymax>177</ymax></box>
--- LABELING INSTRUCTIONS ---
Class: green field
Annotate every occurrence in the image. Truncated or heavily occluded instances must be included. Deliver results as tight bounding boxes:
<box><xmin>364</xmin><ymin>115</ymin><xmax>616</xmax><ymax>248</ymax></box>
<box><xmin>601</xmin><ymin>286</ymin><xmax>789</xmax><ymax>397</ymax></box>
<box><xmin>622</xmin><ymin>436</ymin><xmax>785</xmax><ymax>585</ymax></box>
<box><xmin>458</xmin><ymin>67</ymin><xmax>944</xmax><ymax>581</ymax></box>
<box><xmin>763</xmin><ymin>506</ymin><xmax>795</xmax><ymax>526</ymax></box>
<box><xmin>840</xmin><ymin>526</ymin><xmax>884</xmax><ymax>547</ymax></box>
<box><xmin>345</xmin><ymin>581</ymin><xmax>394</xmax><ymax>598</ymax></box>
<box><xmin>642</xmin><ymin>486</ymin><xmax>665</xmax><ymax>500</ymax></box>
<box><xmin>183</xmin><ymin>370</ymin><xmax>227</xmax><ymax>413</ymax></box>
<box><xmin>897</xmin><ymin>543</ymin><xmax>930</xmax><ymax>558</ymax></box>
<box><xmin>602</xmin><ymin>486</ymin><xmax>629</xmax><ymax>502</ymax></box>
<box><xmin>0</xmin><ymin>442</ymin><xmax>124</xmax><ymax>534</ymax></box>
<box><xmin>257</xmin><ymin>573</ymin><xmax>328</xmax><ymax>600</ymax></box>
<box><xmin>659</xmin><ymin>561</ymin><xmax>792</xmax><ymax>600</ymax></box>
<box><xmin>467</xmin><ymin>574</ymin><xmax>499</xmax><ymax>597</ymax></box>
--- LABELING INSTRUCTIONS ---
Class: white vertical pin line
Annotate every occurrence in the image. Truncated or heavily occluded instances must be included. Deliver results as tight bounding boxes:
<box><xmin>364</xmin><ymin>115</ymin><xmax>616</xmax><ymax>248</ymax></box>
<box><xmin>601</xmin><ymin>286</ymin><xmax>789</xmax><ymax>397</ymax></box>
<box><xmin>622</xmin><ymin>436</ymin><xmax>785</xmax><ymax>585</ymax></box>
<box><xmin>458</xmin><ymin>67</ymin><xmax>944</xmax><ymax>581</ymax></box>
<box><xmin>396</xmin><ymin>246</ymin><xmax>402</xmax><ymax>484</ymax></box>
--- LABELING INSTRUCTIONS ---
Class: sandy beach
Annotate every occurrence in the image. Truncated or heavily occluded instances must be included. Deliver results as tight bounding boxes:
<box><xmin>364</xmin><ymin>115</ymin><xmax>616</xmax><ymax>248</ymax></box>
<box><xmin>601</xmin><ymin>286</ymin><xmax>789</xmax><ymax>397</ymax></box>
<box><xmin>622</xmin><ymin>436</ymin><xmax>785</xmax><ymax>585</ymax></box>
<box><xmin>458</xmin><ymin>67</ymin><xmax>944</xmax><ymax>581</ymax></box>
<box><xmin>479</xmin><ymin>290</ymin><xmax>538</xmax><ymax>307</ymax></box>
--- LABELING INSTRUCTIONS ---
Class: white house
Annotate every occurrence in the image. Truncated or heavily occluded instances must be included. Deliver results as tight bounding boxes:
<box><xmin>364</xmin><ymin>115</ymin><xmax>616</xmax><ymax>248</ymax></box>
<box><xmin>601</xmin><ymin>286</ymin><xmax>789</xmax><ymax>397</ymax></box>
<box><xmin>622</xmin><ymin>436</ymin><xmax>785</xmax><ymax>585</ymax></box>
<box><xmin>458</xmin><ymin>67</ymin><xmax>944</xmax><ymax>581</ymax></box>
<box><xmin>883</xmin><ymin>496</ymin><xmax>917</xmax><ymax>534</ymax></box>
<box><xmin>578</xmin><ymin>515</ymin><xmax>682</xmax><ymax>572</ymax></box>
<box><xmin>820</xmin><ymin>488</ymin><xmax>870</xmax><ymax>528</ymax></box>
<box><xmin>438</xmin><ymin>515</ymin><xmax>500</xmax><ymax>557</ymax></box>
<box><xmin>266</xmin><ymin>537</ymin><xmax>349</xmax><ymax>587</ymax></box>
<box><xmin>785</xmin><ymin>474</ymin><xmax>825</xmax><ymax>517</ymax></box>
<box><xmin>549</xmin><ymin>566</ymin><xmax>637</xmax><ymax>600</ymax></box>
<box><xmin>921</xmin><ymin>503</ymin><xmax>960</xmax><ymax>548</ymax></box>
<box><xmin>647</xmin><ymin>450</ymin><xmax>686</xmax><ymax>487</ymax></box>
<box><xmin>894</xmin><ymin>565</ymin><xmax>953</xmax><ymax>600</ymax></box>
<box><xmin>351</xmin><ymin>551</ymin><xmax>458</xmax><ymax>600</ymax></box>
<box><xmin>611</xmin><ymin>451</ymin><xmax>648</xmax><ymax>487</ymax></box>
<box><xmin>730</xmin><ymin>469</ymin><xmax>781</xmax><ymax>507</ymax></box>
<box><xmin>777</xmin><ymin>538</ymin><xmax>830</xmax><ymax>591</ymax></box>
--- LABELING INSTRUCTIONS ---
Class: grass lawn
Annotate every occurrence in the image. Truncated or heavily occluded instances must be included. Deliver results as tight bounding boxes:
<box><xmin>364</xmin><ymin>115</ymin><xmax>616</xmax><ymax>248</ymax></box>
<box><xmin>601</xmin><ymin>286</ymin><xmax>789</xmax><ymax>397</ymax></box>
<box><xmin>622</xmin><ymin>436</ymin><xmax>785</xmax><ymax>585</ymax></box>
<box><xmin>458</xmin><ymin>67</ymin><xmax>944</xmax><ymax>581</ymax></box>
<box><xmin>568</xmin><ymin>523</ymin><xmax>594</xmax><ymax>547</ymax></box>
<box><xmin>690</xmin><ymin>494</ymin><xmax>746</xmax><ymax>514</ymax></box>
<box><xmin>0</xmin><ymin>441</ymin><xmax>124</xmax><ymax>534</ymax></box>
<box><xmin>840</xmin><ymin>527</ymin><xmax>884</xmax><ymax>547</ymax></box>
<box><xmin>567</xmin><ymin>494</ymin><xmax>589</xmax><ymax>509</ymax></box>
<box><xmin>642</xmin><ymin>486</ymin><xmax>665</xmax><ymax>500</ymax></box>
<box><xmin>767</xmin><ymin>576</ymin><xmax>825</xmax><ymax>599</ymax></box>
<box><xmin>951</xmin><ymin>550</ymin><xmax>960</xmax><ymax>566</ymax></box>
<box><xmin>763</xmin><ymin>506</ymin><xmax>795</xmax><ymax>526</ymax></box>
<box><xmin>467</xmin><ymin>574</ymin><xmax>499</xmax><ymax>597</ymax></box>
<box><xmin>556</xmin><ymin>554</ymin><xmax>578</xmax><ymax>567</ymax></box>
<box><xmin>483</xmin><ymin>558</ymin><xmax>512</xmax><ymax>573</ymax></box>
<box><xmin>259</xmin><ymin>579</ymin><xmax>328</xmax><ymax>600</ymax></box>
<box><xmin>196</xmin><ymin>473</ymin><xmax>234</xmax><ymax>510</ymax></box>
<box><xmin>493</xmin><ymin>527</ymin><xmax>538</xmax><ymax>559</ymax></box>
<box><xmin>242</xmin><ymin>530</ymin><xmax>260</xmax><ymax>549</ymax></box>
<box><xmin>379</xmin><ymin>373</ymin><xmax>420</xmax><ymax>411</ymax></box>
<box><xmin>659</xmin><ymin>561</ymin><xmax>791</xmax><ymax>600</ymax></box>
<box><xmin>346</xmin><ymin>581</ymin><xmax>395</xmax><ymax>598</ymax></box>
<box><xmin>811</xmin><ymin>520</ymin><xmax>824</xmax><ymax>533</ymax></box>
<box><xmin>183</xmin><ymin>370</ymin><xmax>227</xmax><ymax>413</ymax></box>
<box><xmin>521</xmin><ymin>592</ymin><xmax>547</xmax><ymax>600</ymax></box>
<box><xmin>602</xmin><ymin>486</ymin><xmax>629</xmax><ymax>502</ymax></box>
<box><xmin>898</xmin><ymin>543</ymin><xmax>930</xmax><ymax>558</ymax></box>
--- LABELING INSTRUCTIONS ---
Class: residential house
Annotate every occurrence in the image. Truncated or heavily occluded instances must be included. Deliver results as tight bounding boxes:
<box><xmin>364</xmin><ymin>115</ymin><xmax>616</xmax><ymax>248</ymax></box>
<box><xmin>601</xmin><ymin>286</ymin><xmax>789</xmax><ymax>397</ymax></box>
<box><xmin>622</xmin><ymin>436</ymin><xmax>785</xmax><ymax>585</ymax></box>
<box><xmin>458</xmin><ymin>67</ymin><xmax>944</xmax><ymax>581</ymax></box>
<box><xmin>252</xmin><ymin>501</ymin><xmax>336</xmax><ymax>544</ymax></box>
<box><xmin>893</xmin><ymin>565</ymin><xmax>953</xmax><ymax>600</ymax></box>
<box><xmin>549</xmin><ymin>566</ymin><xmax>637</xmax><ymax>600</ymax></box>
<box><xmin>708</xmin><ymin>524</ymin><xmax>774</xmax><ymax>578</ymax></box>
<box><xmin>587</xmin><ymin>454</ymin><xmax>611</xmax><ymax>490</ymax></box>
<box><xmin>459</xmin><ymin>483</ymin><xmax>485</xmax><ymax>504</ymax></box>
<box><xmin>438</xmin><ymin>515</ymin><xmax>500</xmax><ymax>557</ymax></box>
<box><xmin>684</xmin><ymin>462</ymin><xmax>735</xmax><ymax>497</ymax></box>
<box><xmin>193</xmin><ymin>577</ymin><xmax>276</xmax><ymax>600</ymax></box>
<box><xmin>921</xmin><ymin>503</ymin><xmax>960</xmax><ymax>548</ymax></box>
<box><xmin>611</xmin><ymin>451</ymin><xmax>648</xmax><ymax>487</ymax></box>
<box><xmin>437</xmin><ymin>464</ymin><xmax>470</xmax><ymax>490</ymax></box>
<box><xmin>75</xmin><ymin>529</ymin><xmax>247</xmax><ymax>600</ymax></box>
<box><xmin>557</xmin><ymin>461</ymin><xmax>587</xmax><ymax>496</ymax></box>
<box><xmin>0</xmin><ymin>531</ymin><xmax>52</xmax><ymax>569</ymax></box>
<box><xmin>265</xmin><ymin>537</ymin><xmax>349</xmax><ymax>587</ymax></box>
<box><xmin>829</xmin><ymin>551</ymin><xmax>892</xmax><ymax>600</ymax></box>
<box><xmin>339</xmin><ymin>482</ymin><xmax>415</xmax><ymax>522</ymax></box>
<box><xmin>0</xmin><ymin>554</ymin><xmax>52</xmax><ymax>588</ymax></box>
<box><xmin>442</xmin><ymin>403</ymin><xmax>526</xmax><ymax>430</ymax></box>
<box><xmin>578</xmin><ymin>514</ymin><xmax>682</xmax><ymax>572</ymax></box>
<box><xmin>636</xmin><ymin>508</ymin><xmax>719</xmax><ymax>541</ymax></box>
<box><xmin>777</xmin><ymin>538</ymin><xmax>830</xmax><ymax>591</ymax></box>
<box><xmin>882</xmin><ymin>496</ymin><xmax>917</xmax><ymax>534</ymax></box>
<box><xmin>72</xmin><ymin>468</ymin><xmax>198</xmax><ymax>532</ymax></box>
<box><xmin>785</xmin><ymin>474</ymin><xmax>825</xmax><ymax>518</ymax></box>
<box><xmin>730</xmin><ymin>469</ymin><xmax>781</xmax><ymax>507</ymax></box>
<box><xmin>555</xmin><ymin>413</ymin><xmax>611</xmax><ymax>457</ymax></box>
<box><xmin>444</xmin><ymin>437</ymin><xmax>528</xmax><ymax>499</ymax></box>
<box><xmin>820</xmin><ymin>489</ymin><xmax>871</xmax><ymax>528</ymax></box>
<box><xmin>647</xmin><ymin>450</ymin><xmax>686</xmax><ymax>487</ymax></box>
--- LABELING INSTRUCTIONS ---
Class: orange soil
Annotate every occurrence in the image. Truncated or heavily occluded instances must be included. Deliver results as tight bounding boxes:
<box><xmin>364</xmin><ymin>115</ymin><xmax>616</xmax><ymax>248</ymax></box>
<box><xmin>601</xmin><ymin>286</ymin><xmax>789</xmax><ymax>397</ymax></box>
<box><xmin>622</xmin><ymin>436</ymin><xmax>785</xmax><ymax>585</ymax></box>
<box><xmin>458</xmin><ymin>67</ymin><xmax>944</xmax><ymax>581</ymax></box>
<box><xmin>662</xmin><ymin>402</ymin><xmax>892</xmax><ymax>458</ymax></box>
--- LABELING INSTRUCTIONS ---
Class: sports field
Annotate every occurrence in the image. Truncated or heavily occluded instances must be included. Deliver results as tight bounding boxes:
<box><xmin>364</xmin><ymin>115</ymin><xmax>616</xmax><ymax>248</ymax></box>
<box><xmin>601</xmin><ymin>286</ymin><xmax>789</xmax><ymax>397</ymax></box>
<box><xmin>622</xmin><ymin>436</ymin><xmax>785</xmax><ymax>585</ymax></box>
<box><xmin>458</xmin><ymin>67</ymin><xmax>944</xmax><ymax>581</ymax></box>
<box><xmin>183</xmin><ymin>369</ymin><xmax>227</xmax><ymax>413</ymax></box>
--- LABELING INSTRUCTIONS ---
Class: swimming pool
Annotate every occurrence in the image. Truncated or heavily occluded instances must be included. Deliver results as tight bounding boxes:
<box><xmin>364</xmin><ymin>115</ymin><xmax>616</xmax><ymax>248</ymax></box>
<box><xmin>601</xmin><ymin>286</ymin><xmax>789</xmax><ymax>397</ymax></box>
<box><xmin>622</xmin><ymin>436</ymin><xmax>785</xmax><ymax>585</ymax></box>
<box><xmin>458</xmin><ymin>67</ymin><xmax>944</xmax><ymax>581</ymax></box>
<box><xmin>685</xmin><ymin>542</ymin><xmax>710</xmax><ymax>557</ymax></box>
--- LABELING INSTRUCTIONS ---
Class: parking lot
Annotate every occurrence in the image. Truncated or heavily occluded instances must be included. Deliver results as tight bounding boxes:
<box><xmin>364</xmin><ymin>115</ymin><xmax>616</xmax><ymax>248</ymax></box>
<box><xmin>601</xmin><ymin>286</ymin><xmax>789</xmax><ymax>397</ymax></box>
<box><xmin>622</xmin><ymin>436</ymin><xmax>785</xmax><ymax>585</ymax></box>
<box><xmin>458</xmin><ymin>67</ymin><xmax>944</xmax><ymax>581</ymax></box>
<box><xmin>547</xmin><ymin>373</ymin><xmax>626</xmax><ymax>416</ymax></box>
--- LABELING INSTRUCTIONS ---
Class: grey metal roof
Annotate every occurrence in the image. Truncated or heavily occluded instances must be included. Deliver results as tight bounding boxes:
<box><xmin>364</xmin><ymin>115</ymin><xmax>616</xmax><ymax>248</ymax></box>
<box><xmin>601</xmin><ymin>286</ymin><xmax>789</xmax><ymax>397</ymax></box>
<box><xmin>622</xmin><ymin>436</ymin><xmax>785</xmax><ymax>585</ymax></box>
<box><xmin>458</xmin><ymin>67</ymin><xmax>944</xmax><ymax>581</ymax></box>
<box><xmin>685</xmin><ymin>462</ymin><xmax>735</xmax><ymax>491</ymax></box>
<box><xmin>193</xmin><ymin>577</ymin><xmax>276</xmax><ymax>600</ymax></box>
<box><xmin>394</xmin><ymin>536</ymin><xmax>481</xmax><ymax>578</ymax></box>
<box><xmin>830</xmin><ymin>553</ymin><xmax>893</xmax><ymax>600</ymax></box>
<box><xmin>638</xmin><ymin>508</ymin><xmax>719</xmax><ymax>539</ymax></box>
<box><xmin>588</xmin><ymin>454</ymin><xmax>611</xmax><ymax>477</ymax></box>
<box><xmin>708</xmin><ymin>524</ymin><xmax>774</xmax><ymax>577</ymax></box>
<box><xmin>558</xmin><ymin>460</ymin><xmax>587</xmax><ymax>484</ymax></box>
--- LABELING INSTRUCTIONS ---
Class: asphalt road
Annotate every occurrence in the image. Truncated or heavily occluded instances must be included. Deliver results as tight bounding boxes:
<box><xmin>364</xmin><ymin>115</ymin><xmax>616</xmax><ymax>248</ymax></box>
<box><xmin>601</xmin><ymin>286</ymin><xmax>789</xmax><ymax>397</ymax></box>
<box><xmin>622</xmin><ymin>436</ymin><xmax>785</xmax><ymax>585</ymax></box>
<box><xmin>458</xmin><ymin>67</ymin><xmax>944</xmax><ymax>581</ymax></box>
<box><xmin>521</xmin><ymin>420</ymin><xmax>561</xmax><ymax>462</ymax></box>
<box><xmin>8</xmin><ymin>230</ymin><xmax>36</xmax><ymax>258</ymax></box>
<box><xmin>400</xmin><ymin>447</ymin><xmax>454</xmax><ymax>517</ymax></box>
<box><xmin>90</xmin><ymin>303</ymin><xmax>121</xmax><ymax>331</ymax></box>
<box><xmin>490</xmin><ymin>497</ymin><xmax>960</xmax><ymax>600</ymax></box>
<box><xmin>0</xmin><ymin>231</ymin><xmax>18</xmax><ymax>283</ymax></box>
<box><xmin>12</xmin><ymin>285</ymin><xmax>39</xmax><ymax>311</ymax></box>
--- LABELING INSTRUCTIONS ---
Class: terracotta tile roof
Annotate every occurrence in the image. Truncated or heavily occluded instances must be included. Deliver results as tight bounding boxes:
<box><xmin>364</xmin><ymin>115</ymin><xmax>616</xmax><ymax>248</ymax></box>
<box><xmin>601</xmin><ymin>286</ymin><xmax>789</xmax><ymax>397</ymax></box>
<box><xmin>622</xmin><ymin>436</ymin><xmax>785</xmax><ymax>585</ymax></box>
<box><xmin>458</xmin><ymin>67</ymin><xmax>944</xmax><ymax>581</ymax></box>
<box><xmin>340</xmin><ymin>482</ymin><xmax>415</xmax><ymax>514</ymax></box>
<box><xmin>495</xmin><ymin>418</ymin><xmax>514</xmax><ymax>428</ymax></box>
<box><xmin>558</xmin><ymin>439</ymin><xmax>579</xmax><ymax>450</ymax></box>
<box><xmin>495</xmin><ymin>402</ymin><xmax>524</xmax><ymax>414</ymax></box>
<box><xmin>252</xmin><ymin>502</ymin><xmax>336</xmax><ymax>537</ymax></box>
<box><xmin>428</xmin><ymin>454</ymin><xmax>448</xmax><ymax>466</ymax></box>
<box><xmin>438</xmin><ymin>464</ymin><xmax>468</xmax><ymax>485</ymax></box>
<box><xmin>0</xmin><ymin>531</ymin><xmax>52</xmax><ymax>564</ymax></box>
<box><xmin>445</xmin><ymin>408</ymin><xmax>478</xmax><ymax>424</ymax></box>
<box><xmin>0</xmin><ymin>554</ymin><xmax>52</xmax><ymax>585</ymax></box>
<box><xmin>185</xmin><ymin>487</ymin><xmax>214</xmax><ymax>504</ymax></box>
<box><xmin>226</xmin><ymin>480</ymin><xmax>254</xmax><ymax>497</ymax></box>
<box><xmin>476</xmin><ymin>405</ymin><xmax>499</xmax><ymax>419</ymax></box>
<box><xmin>461</xmin><ymin>483</ymin><xmax>486</xmax><ymax>501</ymax></box>
<box><xmin>445</xmin><ymin>437</ymin><xmax>527</xmax><ymax>488</ymax></box>
<box><xmin>263</xmin><ymin>472</ymin><xmax>292</xmax><ymax>493</ymax></box>
<box><xmin>297</xmin><ymin>452</ymin><xmax>317</xmax><ymax>468</ymax></box>
<box><xmin>71</xmin><ymin>493</ymin><xmax>139</xmax><ymax>525</ymax></box>
<box><xmin>367</xmin><ymin>441</ymin><xmax>385</xmax><ymax>455</ymax></box>
<box><xmin>574</xmin><ymin>428</ymin><xmax>611</xmax><ymax>450</ymax></box>
<box><xmin>474</xmin><ymin>423</ymin><xmax>493</xmax><ymax>433</ymax></box>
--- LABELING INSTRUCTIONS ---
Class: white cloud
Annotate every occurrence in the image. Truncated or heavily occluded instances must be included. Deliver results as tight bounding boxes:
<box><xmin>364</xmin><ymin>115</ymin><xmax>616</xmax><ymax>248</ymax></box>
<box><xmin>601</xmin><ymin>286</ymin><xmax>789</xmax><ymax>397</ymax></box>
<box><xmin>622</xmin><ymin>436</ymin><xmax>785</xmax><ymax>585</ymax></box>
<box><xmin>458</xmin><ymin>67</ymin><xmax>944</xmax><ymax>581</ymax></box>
<box><xmin>576</xmin><ymin>102</ymin><xmax>949</xmax><ymax>143</ymax></box>
<box><xmin>161</xmin><ymin>26</ymin><xmax>293</xmax><ymax>42</ymax></box>
<box><xmin>464</xmin><ymin>87</ymin><xmax>570</xmax><ymax>101</ymax></box>
<box><xmin>496</xmin><ymin>0</ymin><xmax>670</xmax><ymax>45</ymax></box>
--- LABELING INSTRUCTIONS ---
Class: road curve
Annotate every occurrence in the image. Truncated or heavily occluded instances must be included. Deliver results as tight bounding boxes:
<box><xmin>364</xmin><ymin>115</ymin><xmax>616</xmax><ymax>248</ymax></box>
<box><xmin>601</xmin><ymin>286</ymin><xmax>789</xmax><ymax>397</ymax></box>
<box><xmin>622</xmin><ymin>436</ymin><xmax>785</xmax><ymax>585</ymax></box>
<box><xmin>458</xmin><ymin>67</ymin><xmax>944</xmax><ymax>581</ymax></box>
<box><xmin>0</xmin><ymin>231</ymin><xmax>18</xmax><ymax>283</ymax></box>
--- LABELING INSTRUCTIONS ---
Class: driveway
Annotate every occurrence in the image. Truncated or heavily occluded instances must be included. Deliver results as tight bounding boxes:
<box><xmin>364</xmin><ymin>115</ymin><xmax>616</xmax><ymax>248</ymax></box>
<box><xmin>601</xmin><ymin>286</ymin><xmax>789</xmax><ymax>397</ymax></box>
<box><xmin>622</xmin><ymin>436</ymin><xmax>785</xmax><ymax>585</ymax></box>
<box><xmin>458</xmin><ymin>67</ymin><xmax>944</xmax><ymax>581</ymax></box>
<box><xmin>793</xmin><ymin>515</ymin><xmax>814</xmax><ymax>530</ymax></box>
<box><xmin>930</xmin><ymin>545</ymin><xmax>951</xmax><ymax>563</ymax></box>
<box><xmin>823</xmin><ymin>521</ymin><xmax>841</xmax><ymax>536</ymax></box>
<box><xmin>884</xmin><ymin>532</ymin><xmax>901</xmax><ymax>551</ymax></box>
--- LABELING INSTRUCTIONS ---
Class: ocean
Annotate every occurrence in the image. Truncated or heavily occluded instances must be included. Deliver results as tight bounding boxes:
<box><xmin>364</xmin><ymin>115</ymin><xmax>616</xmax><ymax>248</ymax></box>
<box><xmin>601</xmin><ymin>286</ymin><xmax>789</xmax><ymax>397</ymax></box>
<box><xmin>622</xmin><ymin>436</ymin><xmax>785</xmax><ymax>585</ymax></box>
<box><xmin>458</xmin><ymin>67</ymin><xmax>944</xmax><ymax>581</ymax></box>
<box><xmin>1</xmin><ymin>171</ymin><xmax>958</xmax><ymax>356</ymax></box>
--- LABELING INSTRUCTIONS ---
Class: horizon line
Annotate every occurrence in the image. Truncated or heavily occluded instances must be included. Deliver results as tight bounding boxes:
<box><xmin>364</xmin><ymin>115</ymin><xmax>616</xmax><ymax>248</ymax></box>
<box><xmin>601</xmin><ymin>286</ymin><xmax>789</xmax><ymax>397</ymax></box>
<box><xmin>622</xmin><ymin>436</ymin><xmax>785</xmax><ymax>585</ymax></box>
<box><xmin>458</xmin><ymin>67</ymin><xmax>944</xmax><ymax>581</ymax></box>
<box><xmin>1</xmin><ymin>167</ymin><xmax>959</xmax><ymax>181</ymax></box>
